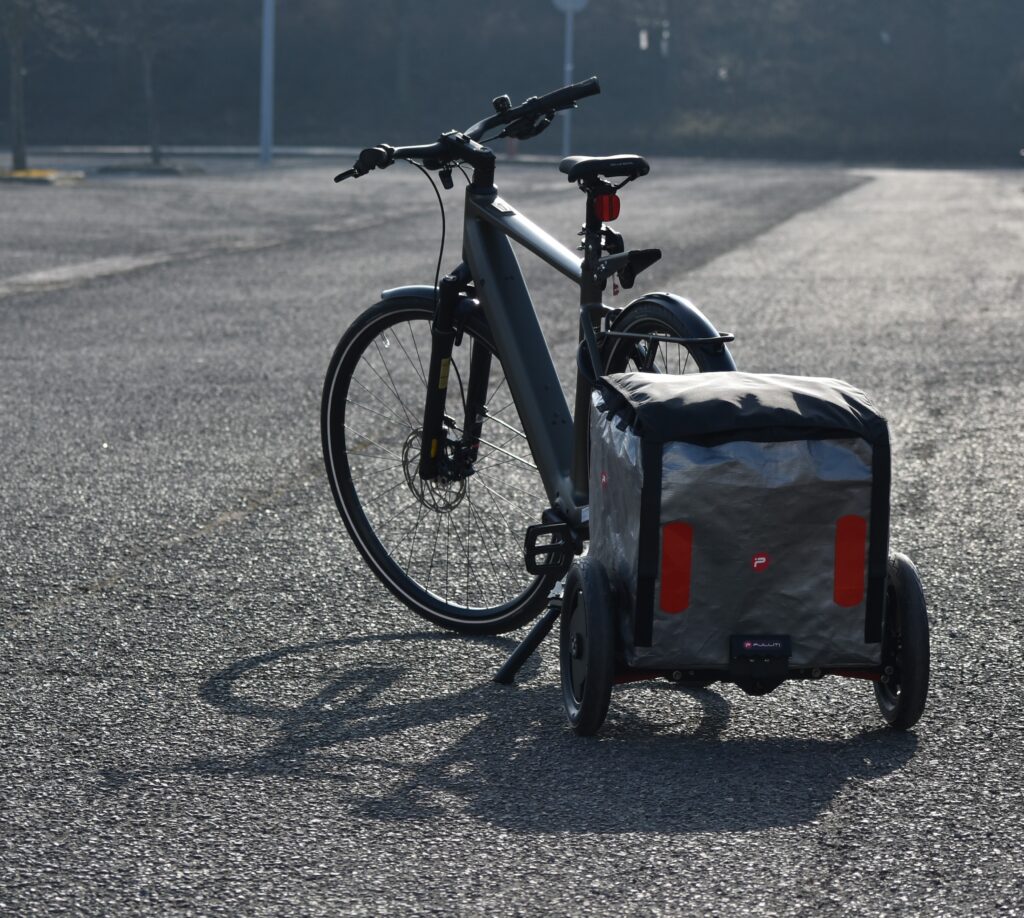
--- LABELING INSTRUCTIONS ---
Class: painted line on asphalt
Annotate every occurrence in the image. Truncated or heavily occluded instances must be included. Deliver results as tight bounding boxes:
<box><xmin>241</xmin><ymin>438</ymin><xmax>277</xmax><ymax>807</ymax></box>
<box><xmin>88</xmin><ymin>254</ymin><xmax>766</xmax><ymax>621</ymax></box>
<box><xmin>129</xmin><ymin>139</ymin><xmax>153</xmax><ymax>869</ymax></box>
<box><xmin>0</xmin><ymin>253</ymin><xmax>179</xmax><ymax>299</ymax></box>
<box><xmin>0</xmin><ymin>239</ymin><xmax>291</xmax><ymax>301</ymax></box>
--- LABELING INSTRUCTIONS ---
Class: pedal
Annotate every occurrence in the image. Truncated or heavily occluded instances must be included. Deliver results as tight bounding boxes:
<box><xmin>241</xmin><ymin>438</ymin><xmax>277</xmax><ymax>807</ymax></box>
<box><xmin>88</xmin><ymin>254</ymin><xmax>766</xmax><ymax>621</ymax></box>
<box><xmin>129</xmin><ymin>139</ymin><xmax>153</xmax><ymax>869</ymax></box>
<box><xmin>524</xmin><ymin>521</ymin><xmax>574</xmax><ymax>577</ymax></box>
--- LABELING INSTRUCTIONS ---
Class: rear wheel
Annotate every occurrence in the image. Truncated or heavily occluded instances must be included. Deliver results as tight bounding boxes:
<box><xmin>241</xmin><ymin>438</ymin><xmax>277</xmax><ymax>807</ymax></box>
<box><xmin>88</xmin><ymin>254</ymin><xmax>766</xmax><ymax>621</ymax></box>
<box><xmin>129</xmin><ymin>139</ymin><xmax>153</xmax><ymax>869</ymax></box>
<box><xmin>322</xmin><ymin>297</ymin><xmax>555</xmax><ymax>634</ymax></box>
<box><xmin>875</xmin><ymin>553</ymin><xmax>930</xmax><ymax>729</ymax></box>
<box><xmin>602</xmin><ymin>298</ymin><xmax>734</xmax><ymax>375</ymax></box>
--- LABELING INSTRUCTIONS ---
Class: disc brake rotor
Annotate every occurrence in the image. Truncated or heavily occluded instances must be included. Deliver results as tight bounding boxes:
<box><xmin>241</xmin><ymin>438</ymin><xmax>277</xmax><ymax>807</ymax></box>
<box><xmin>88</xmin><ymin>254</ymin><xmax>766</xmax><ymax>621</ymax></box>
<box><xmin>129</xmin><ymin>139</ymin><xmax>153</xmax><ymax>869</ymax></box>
<box><xmin>402</xmin><ymin>429</ymin><xmax>467</xmax><ymax>512</ymax></box>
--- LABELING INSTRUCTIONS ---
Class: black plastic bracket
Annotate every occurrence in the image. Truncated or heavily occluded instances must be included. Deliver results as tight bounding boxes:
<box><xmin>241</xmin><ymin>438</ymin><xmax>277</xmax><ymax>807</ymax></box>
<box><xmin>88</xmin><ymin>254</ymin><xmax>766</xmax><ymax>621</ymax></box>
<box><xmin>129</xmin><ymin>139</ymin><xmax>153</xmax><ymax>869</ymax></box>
<box><xmin>728</xmin><ymin>635</ymin><xmax>792</xmax><ymax>680</ymax></box>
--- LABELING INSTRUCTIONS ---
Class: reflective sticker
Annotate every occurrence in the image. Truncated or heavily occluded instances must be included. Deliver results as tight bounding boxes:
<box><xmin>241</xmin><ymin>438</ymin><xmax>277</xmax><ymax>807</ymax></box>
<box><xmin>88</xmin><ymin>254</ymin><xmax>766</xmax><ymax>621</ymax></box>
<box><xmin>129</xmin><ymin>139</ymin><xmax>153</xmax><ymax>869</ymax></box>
<box><xmin>659</xmin><ymin>522</ymin><xmax>693</xmax><ymax>613</ymax></box>
<box><xmin>438</xmin><ymin>358</ymin><xmax>450</xmax><ymax>390</ymax></box>
<box><xmin>834</xmin><ymin>514</ymin><xmax>867</xmax><ymax>607</ymax></box>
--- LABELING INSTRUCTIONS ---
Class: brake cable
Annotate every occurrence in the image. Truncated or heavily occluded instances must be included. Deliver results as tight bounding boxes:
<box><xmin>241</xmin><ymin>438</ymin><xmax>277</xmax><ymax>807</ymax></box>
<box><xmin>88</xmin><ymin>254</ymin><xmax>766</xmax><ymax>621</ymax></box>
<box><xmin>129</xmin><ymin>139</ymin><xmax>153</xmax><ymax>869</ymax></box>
<box><xmin>405</xmin><ymin>160</ymin><xmax>446</xmax><ymax>311</ymax></box>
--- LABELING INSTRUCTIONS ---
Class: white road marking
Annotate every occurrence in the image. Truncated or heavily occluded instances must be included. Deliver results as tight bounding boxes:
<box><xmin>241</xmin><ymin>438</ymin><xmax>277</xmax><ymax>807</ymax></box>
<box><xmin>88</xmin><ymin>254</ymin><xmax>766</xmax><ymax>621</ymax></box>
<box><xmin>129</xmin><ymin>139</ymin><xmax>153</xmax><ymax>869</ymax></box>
<box><xmin>0</xmin><ymin>231</ymin><xmax>342</xmax><ymax>302</ymax></box>
<box><xmin>0</xmin><ymin>253</ymin><xmax>179</xmax><ymax>299</ymax></box>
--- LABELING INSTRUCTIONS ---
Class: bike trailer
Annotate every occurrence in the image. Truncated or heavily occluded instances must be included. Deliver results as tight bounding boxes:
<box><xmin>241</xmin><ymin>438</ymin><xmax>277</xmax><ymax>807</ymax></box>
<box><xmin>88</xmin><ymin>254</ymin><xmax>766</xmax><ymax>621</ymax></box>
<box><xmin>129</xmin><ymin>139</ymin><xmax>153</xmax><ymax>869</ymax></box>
<box><xmin>588</xmin><ymin>371</ymin><xmax>891</xmax><ymax>675</ymax></box>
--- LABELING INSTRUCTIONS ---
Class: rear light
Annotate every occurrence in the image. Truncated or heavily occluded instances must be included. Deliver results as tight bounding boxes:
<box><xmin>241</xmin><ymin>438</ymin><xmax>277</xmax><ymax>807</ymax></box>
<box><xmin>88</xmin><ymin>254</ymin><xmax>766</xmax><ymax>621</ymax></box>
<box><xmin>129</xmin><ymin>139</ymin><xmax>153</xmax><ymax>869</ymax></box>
<box><xmin>594</xmin><ymin>193</ymin><xmax>620</xmax><ymax>221</ymax></box>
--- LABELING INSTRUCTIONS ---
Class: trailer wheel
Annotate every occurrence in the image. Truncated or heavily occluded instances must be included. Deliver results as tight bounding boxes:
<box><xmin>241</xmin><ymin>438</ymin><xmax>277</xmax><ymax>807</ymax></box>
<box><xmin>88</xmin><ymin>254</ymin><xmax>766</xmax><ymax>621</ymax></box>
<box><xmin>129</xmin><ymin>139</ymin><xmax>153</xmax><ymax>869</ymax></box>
<box><xmin>875</xmin><ymin>552</ymin><xmax>930</xmax><ymax>729</ymax></box>
<box><xmin>560</xmin><ymin>558</ymin><xmax>615</xmax><ymax>736</ymax></box>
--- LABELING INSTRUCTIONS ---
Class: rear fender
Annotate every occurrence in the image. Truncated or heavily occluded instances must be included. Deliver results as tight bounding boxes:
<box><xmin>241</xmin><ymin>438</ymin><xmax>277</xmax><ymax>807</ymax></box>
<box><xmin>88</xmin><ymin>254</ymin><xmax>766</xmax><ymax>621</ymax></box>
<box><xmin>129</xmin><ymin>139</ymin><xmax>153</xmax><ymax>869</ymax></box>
<box><xmin>612</xmin><ymin>292</ymin><xmax>737</xmax><ymax>371</ymax></box>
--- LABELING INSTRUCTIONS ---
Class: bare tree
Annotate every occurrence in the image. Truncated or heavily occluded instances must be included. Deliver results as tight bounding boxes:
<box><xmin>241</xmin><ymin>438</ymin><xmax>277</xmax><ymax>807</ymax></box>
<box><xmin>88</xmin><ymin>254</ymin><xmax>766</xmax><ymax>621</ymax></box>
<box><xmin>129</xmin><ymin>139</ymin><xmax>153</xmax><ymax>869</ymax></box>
<box><xmin>95</xmin><ymin>0</ymin><xmax>228</xmax><ymax>166</ymax></box>
<box><xmin>0</xmin><ymin>0</ymin><xmax>83</xmax><ymax>170</ymax></box>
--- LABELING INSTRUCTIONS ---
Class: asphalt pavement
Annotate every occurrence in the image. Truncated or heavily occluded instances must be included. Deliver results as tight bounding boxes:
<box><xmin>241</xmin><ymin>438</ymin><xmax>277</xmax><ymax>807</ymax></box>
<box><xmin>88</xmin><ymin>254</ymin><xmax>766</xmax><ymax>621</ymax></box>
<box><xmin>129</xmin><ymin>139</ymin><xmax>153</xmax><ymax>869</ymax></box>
<box><xmin>1</xmin><ymin>154</ymin><xmax>1022</xmax><ymax>916</ymax></box>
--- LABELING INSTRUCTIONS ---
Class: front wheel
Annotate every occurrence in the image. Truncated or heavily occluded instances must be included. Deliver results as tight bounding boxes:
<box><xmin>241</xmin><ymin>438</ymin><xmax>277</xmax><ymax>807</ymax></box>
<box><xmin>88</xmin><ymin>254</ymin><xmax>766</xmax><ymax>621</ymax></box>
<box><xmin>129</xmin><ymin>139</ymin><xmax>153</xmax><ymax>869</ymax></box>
<box><xmin>322</xmin><ymin>296</ymin><xmax>556</xmax><ymax>634</ymax></box>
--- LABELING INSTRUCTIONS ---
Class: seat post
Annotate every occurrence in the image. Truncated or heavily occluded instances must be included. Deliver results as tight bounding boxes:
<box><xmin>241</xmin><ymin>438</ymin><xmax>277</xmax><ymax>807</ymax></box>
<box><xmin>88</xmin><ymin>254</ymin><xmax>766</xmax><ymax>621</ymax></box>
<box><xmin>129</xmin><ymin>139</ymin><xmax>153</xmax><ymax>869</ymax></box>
<box><xmin>579</xmin><ymin>178</ymin><xmax>614</xmax><ymax>305</ymax></box>
<box><xmin>570</xmin><ymin>178</ymin><xmax>618</xmax><ymax>509</ymax></box>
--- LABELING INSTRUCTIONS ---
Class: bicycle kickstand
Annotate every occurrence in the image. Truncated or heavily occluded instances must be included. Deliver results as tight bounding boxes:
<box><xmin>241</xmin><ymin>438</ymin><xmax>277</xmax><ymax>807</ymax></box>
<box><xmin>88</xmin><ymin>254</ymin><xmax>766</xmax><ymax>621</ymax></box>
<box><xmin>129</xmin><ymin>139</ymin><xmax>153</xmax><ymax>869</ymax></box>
<box><xmin>493</xmin><ymin>587</ymin><xmax>563</xmax><ymax>685</ymax></box>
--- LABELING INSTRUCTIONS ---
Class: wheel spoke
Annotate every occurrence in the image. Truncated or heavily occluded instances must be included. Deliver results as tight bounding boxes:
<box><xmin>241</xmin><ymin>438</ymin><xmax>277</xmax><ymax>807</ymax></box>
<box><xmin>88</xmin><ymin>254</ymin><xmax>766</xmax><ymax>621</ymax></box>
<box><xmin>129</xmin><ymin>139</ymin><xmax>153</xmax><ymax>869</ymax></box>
<box><xmin>342</xmin><ymin>425</ymin><xmax>403</xmax><ymax>461</ymax></box>
<box><xmin>472</xmin><ymin>437</ymin><xmax>538</xmax><ymax>471</ymax></box>
<box><xmin>392</xmin><ymin>322</ymin><xmax>427</xmax><ymax>386</ymax></box>
<box><xmin>478</xmin><ymin>409</ymin><xmax>528</xmax><ymax>440</ymax></box>
<box><xmin>369</xmin><ymin>341</ymin><xmax>417</xmax><ymax>429</ymax></box>
<box><xmin>350</xmin><ymin>372</ymin><xmax>413</xmax><ymax>430</ymax></box>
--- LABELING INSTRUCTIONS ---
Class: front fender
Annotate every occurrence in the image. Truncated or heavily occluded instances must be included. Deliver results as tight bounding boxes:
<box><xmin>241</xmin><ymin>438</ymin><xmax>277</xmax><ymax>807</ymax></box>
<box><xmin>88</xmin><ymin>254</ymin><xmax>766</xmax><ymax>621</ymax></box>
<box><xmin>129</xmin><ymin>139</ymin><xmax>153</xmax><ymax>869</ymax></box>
<box><xmin>381</xmin><ymin>284</ymin><xmax>438</xmax><ymax>302</ymax></box>
<box><xmin>614</xmin><ymin>292</ymin><xmax>737</xmax><ymax>372</ymax></box>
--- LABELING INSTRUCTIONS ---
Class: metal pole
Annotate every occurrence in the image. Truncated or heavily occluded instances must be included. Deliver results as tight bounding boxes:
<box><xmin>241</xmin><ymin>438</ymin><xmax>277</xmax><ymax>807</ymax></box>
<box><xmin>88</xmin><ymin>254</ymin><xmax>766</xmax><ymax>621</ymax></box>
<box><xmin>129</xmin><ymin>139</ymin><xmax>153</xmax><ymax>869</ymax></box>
<box><xmin>561</xmin><ymin>9</ymin><xmax>574</xmax><ymax>157</ymax></box>
<box><xmin>259</xmin><ymin>0</ymin><xmax>276</xmax><ymax>165</ymax></box>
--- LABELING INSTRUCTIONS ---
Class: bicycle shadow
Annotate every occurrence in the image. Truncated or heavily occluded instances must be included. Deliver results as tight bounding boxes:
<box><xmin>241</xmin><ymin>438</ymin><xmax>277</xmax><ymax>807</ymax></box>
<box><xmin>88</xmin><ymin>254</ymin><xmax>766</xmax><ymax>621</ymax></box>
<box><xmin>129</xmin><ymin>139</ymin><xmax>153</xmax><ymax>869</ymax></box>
<box><xmin>111</xmin><ymin>631</ymin><xmax>919</xmax><ymax>834</ymax></box>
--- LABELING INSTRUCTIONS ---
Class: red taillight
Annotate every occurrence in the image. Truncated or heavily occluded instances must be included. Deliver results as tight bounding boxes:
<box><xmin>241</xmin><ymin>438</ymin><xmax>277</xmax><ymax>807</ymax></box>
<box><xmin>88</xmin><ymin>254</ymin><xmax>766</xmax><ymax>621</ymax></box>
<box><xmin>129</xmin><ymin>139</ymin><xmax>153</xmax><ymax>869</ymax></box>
<box><xmin>659</xmin><ymin>522</ymin><xmax>693</xmax><ymax>613</ymax></box>
<box><xmin>834</xmin><ymin>515</ymin><xmax>867</xmax><ymax>607</ymax></box>
<box><xmin>594</xmin><ymin>193</ymin><xmax>620</xmax><ymax>221</ymax></box>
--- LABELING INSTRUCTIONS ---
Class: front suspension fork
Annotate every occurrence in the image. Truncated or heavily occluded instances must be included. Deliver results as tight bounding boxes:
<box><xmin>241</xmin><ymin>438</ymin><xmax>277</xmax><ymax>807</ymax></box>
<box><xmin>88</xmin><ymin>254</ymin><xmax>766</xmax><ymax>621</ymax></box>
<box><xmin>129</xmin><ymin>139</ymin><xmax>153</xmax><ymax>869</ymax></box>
<box><xmin>418</xmin><ymin>267</ymin><xmax>490</xmax><ymax>481</ymax></box>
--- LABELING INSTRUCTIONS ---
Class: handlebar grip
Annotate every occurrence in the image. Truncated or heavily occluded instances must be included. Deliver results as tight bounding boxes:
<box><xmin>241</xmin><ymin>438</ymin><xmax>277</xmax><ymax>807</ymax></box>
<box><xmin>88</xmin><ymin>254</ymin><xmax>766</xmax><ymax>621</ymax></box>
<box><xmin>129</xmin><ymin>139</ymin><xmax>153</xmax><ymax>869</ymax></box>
<box><xmin>356</xmin><ymin>145</ymin><xmax>394</xmax><ymax>172</ymax></box>
<box><xmin>538</xmin><ymin>76</ymin><xmax>601</xmax><ymax>112</ymax></box>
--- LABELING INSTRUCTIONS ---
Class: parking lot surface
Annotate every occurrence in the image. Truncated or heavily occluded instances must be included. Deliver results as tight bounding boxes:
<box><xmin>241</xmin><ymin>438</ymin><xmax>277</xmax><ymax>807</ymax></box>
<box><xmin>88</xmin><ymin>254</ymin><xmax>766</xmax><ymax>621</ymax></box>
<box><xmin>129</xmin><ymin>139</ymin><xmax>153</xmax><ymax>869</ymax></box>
<box><xmin>2</xmin><ymin>156</ymin><xmax>1022</xmax><ymax>916</ymax></box>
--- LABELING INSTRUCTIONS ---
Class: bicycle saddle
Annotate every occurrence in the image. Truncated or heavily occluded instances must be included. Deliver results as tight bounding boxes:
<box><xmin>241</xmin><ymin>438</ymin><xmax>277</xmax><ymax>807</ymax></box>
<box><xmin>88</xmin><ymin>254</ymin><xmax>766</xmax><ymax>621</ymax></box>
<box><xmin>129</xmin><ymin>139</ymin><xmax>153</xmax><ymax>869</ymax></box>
<box><xmin>558</xmin><ymin>154</ymin><xmax>650</xmax><ymax>183</ymax></box>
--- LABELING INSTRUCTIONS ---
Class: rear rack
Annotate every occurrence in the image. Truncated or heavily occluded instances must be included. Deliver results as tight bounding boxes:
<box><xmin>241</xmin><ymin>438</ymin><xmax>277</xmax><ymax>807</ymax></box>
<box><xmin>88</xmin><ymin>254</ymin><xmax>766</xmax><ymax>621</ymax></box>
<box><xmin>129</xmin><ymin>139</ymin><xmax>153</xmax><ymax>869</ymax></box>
<box><xmin>601</xmin><ymin>330</ymin><xmax>735</xmax><ymax>346</ymax></box>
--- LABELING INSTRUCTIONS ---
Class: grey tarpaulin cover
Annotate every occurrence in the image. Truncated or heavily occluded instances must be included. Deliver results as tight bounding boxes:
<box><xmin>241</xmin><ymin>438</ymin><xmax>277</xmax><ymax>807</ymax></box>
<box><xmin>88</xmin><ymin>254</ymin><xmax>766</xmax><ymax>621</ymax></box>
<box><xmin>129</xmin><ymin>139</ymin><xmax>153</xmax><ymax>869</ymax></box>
<box><xmin>589</xmin><ymin>371</ymin><xmax>890</xmax><ymax>670</ymax></box>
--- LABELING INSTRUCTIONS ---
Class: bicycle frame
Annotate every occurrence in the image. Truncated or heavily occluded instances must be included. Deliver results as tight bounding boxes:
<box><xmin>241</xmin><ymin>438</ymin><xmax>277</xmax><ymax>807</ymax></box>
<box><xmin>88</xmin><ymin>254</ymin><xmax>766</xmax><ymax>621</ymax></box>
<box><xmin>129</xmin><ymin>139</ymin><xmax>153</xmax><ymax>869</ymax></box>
<box><xmin>462</xmin><ymin>185</ymin><xmax>586</xmax><ymax>526</ymax></box>
<box><xmin>383</xmin><ymin>179</ymin><xmax>735</xmax><ymax>537</ymax></box>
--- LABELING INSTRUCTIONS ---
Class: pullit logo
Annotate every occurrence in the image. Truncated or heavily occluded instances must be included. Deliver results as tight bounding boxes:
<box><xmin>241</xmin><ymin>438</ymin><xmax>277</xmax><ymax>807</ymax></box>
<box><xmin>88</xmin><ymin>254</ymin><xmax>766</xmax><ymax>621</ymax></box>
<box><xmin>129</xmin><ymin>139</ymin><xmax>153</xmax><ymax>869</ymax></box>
<box><xmin>752</xmin><ymin>552</ymin><xmax>771</xmax><ymax>571</ymax></box>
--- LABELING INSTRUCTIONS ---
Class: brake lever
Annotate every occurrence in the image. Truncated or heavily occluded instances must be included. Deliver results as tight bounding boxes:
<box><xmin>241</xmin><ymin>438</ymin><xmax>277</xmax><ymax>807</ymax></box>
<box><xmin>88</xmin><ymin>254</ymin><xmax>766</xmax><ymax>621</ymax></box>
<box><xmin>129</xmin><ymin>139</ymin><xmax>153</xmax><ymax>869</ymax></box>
<box><xmin>503</xmin><ymin>110</ymin><xmax>556</xmax><ymax>141</ymax></box>
<box><xmin>335</xmin><ymin>144</ymin><xmax>396</xmax><ymax>184</ymax></box>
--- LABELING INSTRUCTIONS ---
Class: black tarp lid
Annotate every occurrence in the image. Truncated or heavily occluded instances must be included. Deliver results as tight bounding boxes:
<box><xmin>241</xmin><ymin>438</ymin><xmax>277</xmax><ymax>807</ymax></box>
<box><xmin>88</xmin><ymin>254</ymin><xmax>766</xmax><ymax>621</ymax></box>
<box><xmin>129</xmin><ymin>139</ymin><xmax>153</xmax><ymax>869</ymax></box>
<box><xmin>599</xmin><ymin>371</ymin><xmax>888</xmax><ymax>444</ymax></box>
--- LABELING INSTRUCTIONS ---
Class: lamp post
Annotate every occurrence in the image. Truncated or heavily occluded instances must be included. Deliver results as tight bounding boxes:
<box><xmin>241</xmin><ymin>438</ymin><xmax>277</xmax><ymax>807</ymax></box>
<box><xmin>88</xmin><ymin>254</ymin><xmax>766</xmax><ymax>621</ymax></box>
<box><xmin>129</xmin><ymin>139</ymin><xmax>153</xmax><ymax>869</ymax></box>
<box><xmin>552</xmin><ymin>0</ymin><xmax>588</xmax><ymax>157</ymax></box>
<box><xmin>259</xmin><ymin>0</ymin><xmax>276</xmax><ymax>165</ymax></box>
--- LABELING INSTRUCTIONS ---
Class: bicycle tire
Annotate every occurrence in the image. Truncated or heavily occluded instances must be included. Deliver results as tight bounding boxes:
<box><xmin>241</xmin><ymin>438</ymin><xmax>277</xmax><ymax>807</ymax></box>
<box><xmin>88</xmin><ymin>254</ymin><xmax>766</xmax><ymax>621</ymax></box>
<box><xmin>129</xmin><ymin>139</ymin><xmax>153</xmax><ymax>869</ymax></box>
<box><xmin>322</xmin><ymin>296</ymin><xmax>556</xmax><ymax>635</ymax></box>
<box><xmin>602</xmin><ymin>298</ymin><xmax>734</xmax><ymax>375</ymax></box>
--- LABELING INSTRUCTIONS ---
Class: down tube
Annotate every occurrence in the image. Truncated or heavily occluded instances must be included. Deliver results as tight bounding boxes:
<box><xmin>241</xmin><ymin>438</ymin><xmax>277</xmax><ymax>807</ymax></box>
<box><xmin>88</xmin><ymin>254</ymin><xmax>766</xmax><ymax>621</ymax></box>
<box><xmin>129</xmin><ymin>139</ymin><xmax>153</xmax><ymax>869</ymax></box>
<box><xmin>463</xmin><ymin>217</ymin><xmax>579</xmax><ymax>525</ymax></box>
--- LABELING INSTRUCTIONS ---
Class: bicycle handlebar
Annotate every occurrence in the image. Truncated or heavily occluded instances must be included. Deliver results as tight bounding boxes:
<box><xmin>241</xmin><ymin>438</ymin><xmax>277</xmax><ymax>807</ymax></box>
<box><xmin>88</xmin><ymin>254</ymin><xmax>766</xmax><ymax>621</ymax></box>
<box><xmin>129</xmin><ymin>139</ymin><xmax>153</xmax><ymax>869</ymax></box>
<box><xmin>463</xmin><ymin>76</ymin><xmax>601</xmax><ymax>141</ymax></box>
<box><xmin>334</xmin><ymin>77</ymin><xmax>601</xmax><ymax>183</ymax></box>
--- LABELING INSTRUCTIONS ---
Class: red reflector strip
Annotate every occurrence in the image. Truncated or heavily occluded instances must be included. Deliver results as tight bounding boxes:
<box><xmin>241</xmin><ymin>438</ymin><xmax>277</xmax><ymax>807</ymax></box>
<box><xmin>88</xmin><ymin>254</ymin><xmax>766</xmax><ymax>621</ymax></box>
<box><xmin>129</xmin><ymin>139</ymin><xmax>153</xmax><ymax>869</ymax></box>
<box><xmin>834</xmin><ymin>515</ymin><xmax>867</xmax><ymax>607</ymax></box>
<box><xmin>594</xmin><ymin>193</ymin><xmax>620</xmax><ymax>221</ymax></box>
<box><xmin>659</xmin><ymin>522</ymin><xmax>693</xmax><ymax>613</ymax></box>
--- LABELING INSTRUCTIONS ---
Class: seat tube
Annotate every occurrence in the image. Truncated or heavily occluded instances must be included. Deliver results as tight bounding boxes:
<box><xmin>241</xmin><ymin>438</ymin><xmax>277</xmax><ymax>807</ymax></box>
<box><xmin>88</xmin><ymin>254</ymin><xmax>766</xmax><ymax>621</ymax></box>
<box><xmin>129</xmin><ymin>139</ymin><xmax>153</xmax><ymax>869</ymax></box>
<box><xmin>569</xmin><ymin>193</ymin><xmax>609</xmax><ymax>506</ymax></box>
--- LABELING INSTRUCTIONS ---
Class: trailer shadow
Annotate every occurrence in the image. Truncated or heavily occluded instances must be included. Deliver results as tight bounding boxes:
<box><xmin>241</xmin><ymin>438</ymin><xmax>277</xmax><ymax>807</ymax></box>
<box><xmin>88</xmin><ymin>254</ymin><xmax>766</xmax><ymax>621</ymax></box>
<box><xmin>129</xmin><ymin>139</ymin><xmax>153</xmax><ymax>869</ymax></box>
<box><xmin>130</xmin><ymin>632</ymin><xmax>918</xmax><ymax>834</ymax></box>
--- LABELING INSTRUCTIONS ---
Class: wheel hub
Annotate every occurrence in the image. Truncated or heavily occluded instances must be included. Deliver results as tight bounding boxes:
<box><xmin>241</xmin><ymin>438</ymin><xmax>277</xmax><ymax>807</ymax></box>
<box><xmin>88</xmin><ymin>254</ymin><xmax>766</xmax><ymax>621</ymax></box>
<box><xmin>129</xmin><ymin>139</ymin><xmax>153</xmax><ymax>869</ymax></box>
<box><xmin>402</xmin><ymin>429</ymin><xmax>467</xmax><ymax>512</ymax></box>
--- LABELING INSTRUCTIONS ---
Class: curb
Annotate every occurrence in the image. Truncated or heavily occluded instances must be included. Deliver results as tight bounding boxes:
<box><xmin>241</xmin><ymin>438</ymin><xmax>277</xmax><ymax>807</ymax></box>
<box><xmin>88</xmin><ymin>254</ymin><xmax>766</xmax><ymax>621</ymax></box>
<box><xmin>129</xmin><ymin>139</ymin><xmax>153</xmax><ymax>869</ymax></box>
<box><xmin>0</xmin><ymin>169</ymin><xmax>85</xmax><ymax>185</ymax></box>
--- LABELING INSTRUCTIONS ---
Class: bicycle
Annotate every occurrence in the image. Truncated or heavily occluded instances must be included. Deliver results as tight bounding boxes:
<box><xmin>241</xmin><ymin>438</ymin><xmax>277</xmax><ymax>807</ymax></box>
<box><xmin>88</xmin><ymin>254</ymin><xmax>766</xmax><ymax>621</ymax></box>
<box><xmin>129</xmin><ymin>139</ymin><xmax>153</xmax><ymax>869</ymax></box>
<box><xmin>322</xmin><ymin>77</ymin><xmax>736</xmax><ymax>636</ymax></box>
